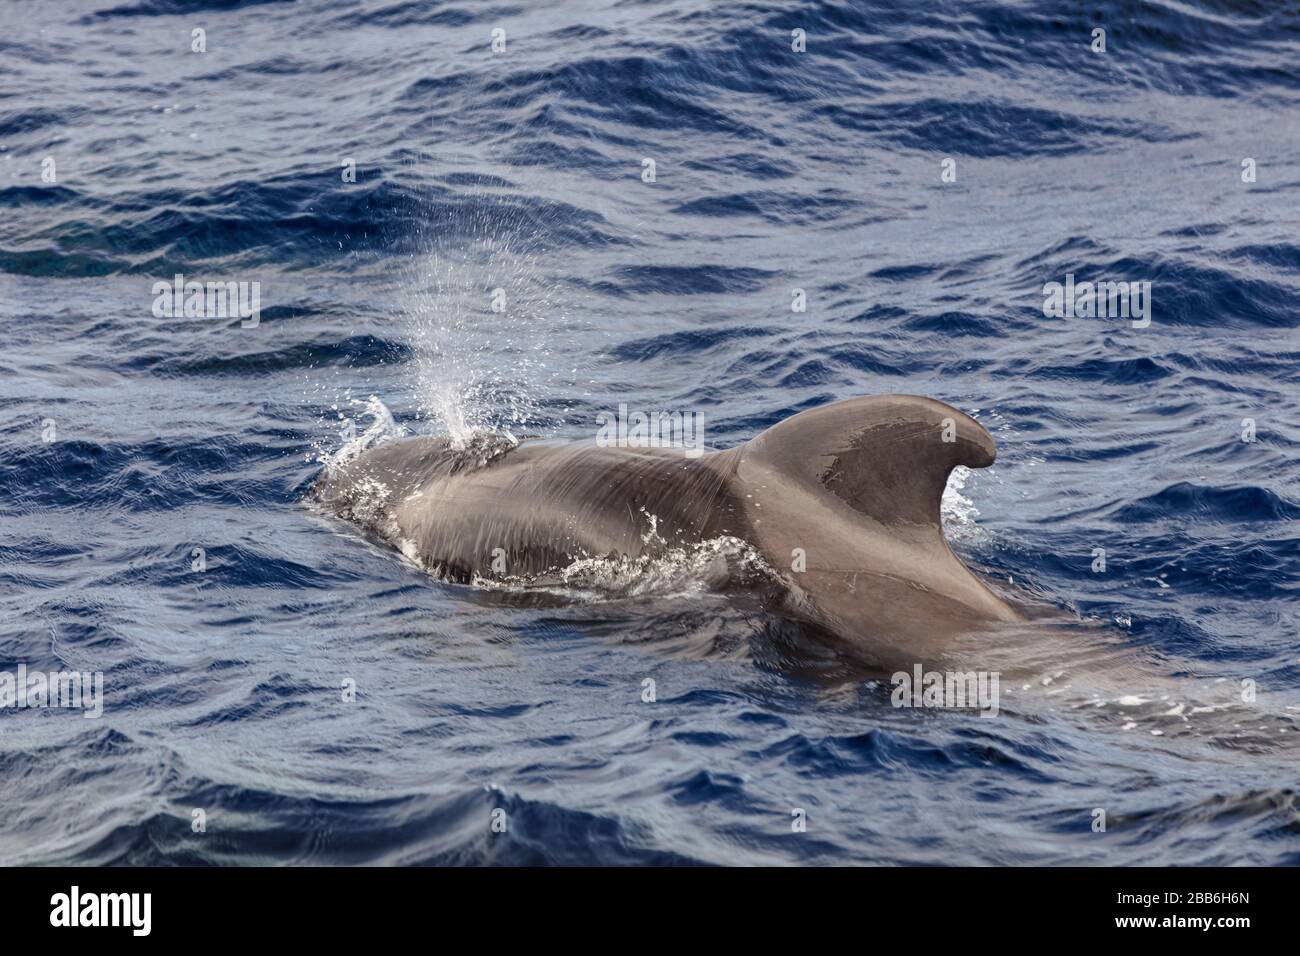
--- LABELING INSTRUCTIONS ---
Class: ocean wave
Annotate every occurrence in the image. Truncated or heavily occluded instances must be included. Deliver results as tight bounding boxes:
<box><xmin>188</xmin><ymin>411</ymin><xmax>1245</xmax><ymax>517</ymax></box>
<box><xmin>2</xmin><ymin>0</ymin><xmax>1298</xmax><ymax>866</ymax></box>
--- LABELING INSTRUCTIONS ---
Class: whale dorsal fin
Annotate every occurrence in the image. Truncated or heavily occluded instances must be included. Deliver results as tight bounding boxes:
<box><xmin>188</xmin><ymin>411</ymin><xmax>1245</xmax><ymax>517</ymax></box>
<box><xmin>738</xmin><ymin>395</ymin><xmax>996</xmax><ymax>533</ymax></box>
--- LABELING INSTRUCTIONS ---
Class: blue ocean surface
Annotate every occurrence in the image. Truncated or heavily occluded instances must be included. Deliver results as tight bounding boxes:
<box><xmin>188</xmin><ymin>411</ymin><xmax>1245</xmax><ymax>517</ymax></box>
<box><xmin>1</xmin><ymin>0</ymin><xmax>1298</xmax><ymax>865</ymax></box>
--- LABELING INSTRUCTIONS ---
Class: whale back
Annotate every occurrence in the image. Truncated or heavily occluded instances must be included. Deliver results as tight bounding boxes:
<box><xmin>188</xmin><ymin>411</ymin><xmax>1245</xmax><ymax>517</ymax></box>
<box><xmin>311</xmin><ymin>432</ymin><xmax>748</xmax><ymax>580</ymax></box>
<box><xmin>309</xmin><ymin>394</ymin><xmax>1019</xmax><ymax>660</ymax></box>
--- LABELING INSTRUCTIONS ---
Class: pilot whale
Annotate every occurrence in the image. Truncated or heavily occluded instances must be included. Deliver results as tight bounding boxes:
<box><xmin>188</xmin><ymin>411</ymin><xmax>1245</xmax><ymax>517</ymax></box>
<box><xmin>310</xmin><ymin>394</ymin><xmax>1024</xmax><ymax>666</ymax></box>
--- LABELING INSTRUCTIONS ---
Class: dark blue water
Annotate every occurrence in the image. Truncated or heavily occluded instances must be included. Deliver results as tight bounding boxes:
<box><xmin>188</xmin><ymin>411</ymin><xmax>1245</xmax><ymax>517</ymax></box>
<box><xmin>2</xmin><ymin>0</ymin><xmax>1298</xmax><ymax>865</ymax></box>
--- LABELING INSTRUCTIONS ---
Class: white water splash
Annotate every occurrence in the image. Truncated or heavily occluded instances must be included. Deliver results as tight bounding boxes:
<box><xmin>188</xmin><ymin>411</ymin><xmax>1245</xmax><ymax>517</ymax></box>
<box><xmin>471</xmin><ymin>534</ymin><xmax>778</xmax><ymax>604</ymax></box>
<box><xmin>313</xmin><ymin>394</ymin><xmax>407</xmax><ymax>470</ymax></box>
<box><xmin>941</xmin><ymin>465</ymin><xmax>990</xmax><ymax>545</ymax></box>
<box><xmin>401</xmin><ymin>210</ymin><xmax>588</xmax><ymax>446</ymax></box>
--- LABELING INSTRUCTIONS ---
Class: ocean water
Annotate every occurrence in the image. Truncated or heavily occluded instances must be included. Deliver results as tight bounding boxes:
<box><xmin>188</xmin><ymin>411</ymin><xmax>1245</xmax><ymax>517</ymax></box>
<box><xmin>1</xmin><ymin>0</ymin><xmax>1298</xmax><ymax>866</ymax></box>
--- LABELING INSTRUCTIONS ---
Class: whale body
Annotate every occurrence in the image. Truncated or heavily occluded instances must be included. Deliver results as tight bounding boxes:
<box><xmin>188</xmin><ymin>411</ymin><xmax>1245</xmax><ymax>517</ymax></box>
<box><xmin>310</xmin><ymin>394</ymin><xmax>1023</xmax><ymax>666</ymax></box>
